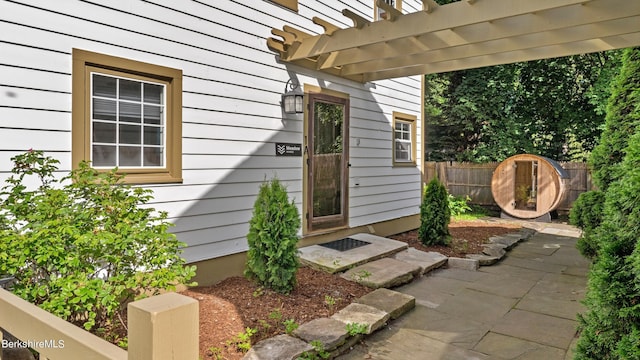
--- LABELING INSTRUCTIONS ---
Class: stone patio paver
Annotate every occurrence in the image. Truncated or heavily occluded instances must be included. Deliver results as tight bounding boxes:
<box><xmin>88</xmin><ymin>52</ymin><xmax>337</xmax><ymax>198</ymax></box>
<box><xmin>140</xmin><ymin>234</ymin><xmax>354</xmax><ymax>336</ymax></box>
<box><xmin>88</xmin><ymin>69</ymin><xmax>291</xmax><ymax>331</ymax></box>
<box><xmin>336</xmin><ymin>222</ymin><xmax>589</xmax><ymax>360</ymax></box>
<box><xmin>392</xmin><ymin>305</ymin><xmax>490</xmax><ymax>350</ymax></box>
<box><xmin>434</xmin><ymin>288</ymin><xmax>519</xmax><ymax>324</ymax></box>
<box><xmin>492</xmin><ymin>309</ymin><xmax>578</xmax><ymax>349</ymax></box>
<box><xmin>473</xmin><ymin>332</ymin><xmax>566</xmax><ymax>360</ymax></box>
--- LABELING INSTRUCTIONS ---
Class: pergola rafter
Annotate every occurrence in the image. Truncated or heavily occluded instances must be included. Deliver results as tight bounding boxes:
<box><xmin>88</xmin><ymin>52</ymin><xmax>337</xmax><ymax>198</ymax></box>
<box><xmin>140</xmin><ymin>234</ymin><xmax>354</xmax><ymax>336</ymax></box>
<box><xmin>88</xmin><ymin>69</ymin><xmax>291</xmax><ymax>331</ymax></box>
<box><xmin>267</xmin><ymin>0</ymin><xmax>640</xmax><ymax>82</ymax></box>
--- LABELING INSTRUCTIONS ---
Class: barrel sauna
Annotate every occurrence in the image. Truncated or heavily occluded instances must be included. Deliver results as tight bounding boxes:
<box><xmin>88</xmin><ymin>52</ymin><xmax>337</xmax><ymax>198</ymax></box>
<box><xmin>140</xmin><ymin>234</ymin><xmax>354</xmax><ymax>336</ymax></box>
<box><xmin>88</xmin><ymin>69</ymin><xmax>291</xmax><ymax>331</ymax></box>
<box><xmin>491</xmin><ymin>154</ymin><xmax>569</xmax><ymax>219</ymax></box>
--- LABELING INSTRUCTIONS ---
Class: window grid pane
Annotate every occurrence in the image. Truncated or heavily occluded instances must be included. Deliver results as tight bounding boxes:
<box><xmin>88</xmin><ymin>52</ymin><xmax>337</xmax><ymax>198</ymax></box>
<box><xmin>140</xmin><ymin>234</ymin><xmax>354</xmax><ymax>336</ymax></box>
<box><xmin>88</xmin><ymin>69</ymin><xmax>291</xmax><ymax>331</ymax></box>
<box><xmin>394</xmin><ymin>120</ymin><xmax>413</xmax><ymax>162</ymax></box>
<box><xmin>91</xmin><ymin>72</ymin><xmax>166</xmax><ymax>168</ymax></box>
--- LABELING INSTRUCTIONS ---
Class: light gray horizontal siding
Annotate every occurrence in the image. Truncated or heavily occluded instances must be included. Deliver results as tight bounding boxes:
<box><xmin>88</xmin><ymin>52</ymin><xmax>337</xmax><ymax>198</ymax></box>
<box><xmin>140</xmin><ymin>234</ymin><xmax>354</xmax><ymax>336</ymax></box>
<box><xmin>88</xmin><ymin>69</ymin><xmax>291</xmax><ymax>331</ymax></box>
<box><xmin>0</xmin><ymin>0</ymin><xmax>423</xmax><ymax>262</ymax></box>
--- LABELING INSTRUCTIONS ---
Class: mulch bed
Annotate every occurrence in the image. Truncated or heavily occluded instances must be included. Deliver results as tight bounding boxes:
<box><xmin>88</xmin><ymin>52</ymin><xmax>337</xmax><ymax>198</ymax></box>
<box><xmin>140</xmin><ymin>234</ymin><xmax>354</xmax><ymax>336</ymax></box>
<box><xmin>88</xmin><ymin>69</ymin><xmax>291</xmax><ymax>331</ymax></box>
<box><xmin>180</xmin><ymin>219</ymin><xmax>522</xmax><ymax>359</ymax></box>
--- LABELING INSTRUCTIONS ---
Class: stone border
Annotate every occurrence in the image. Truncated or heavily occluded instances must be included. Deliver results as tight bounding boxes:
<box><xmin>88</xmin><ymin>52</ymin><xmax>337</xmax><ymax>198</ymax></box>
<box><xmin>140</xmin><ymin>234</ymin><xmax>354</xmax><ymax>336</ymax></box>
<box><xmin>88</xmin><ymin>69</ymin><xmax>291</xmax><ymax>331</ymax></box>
<box><xmin>244</xmin><ymin>227</ymin><xmax>536</xmax><ymax>359</ymax></box>
<box><xmin>244</xmin><ymin>289</ymin><xmax>416</xmax><ymax>360</ymax></box>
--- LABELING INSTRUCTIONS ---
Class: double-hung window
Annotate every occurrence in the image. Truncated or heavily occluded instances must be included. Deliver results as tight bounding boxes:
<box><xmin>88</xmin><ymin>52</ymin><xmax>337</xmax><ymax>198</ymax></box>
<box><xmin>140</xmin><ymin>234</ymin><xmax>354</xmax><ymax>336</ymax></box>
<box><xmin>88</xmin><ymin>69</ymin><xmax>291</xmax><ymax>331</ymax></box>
<box><xmin>392</xmin><ymin>112</ymin><xmax>416</xmax><ymax>166</ymax></box>
<box><xmin>91</xmin><ymin>73</ymin><xmax>165</xmax><ymax>168</ymax></box>
<box><xmin>72</xmin><ymin>49</ymin><xmax>182</xmax><ymax>184</ymax></box>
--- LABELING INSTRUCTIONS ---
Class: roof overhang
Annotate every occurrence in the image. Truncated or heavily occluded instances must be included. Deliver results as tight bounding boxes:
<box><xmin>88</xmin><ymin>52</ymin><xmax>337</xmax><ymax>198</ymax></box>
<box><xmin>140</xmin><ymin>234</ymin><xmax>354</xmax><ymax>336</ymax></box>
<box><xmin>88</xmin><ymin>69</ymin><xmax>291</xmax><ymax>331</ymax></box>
<box><xmin>267</xmin><ymin>0</ymin><xmax>640</xmax><ymax>82</ymax></box>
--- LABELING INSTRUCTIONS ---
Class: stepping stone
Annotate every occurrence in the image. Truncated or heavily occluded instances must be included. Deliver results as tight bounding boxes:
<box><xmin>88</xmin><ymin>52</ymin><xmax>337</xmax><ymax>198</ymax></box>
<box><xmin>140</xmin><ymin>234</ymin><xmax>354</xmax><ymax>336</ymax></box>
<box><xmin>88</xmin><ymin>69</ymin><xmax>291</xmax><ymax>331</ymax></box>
<box><xmin>340</xmin><ymin>258</ymin><xmax>421</xmax><ymax>289</ymax></box>
<box><xmin>243</xmin><ymin>334</ymin><xmax>313</xmax><ymax>360</ymax></box>
<box><xmin>293</xmin><ymin>318</ymin><xmax>348</xmax><ymax>351</ymax></box>
<box><xmin>355</xmin><ymin>288</ymin><xmax>415</xmax><ymax>319</ymax></box>
<box><xmin>488</xmin><ymin>236</ymin><xmax>520</xmax><ymax>250</ymax></box>
<box><xmin>331</xmin><ymin>303</ymin><xmax>390</xmax><ymax>335</ymax></box>
<box><xmin>466</xmin><ymin>253</ymin><xmax>501</xmax><ymax>266</ymax></box>
<box><xmin>503</xmin><ymin>233</ymin><xmax>526</xmax><ymax>241</ymax></box>
<box><xmin>482</xmin><ymin>244</ymin><xmax>507</xmax><ymax>258</ymax></box>
<box><xmin>520</xmin><ymin>228</ymin><xmax>537</xmax><ymax>239</ymax></box>
<box><xmin>447</xmin><ymin>257</ymin><xmax>479</xmax><ymax>271</ymax></box>
<box><xmin>393</xmin><ymin>248</ymin><xmax>448</xmax><ymax>275</ymax></box>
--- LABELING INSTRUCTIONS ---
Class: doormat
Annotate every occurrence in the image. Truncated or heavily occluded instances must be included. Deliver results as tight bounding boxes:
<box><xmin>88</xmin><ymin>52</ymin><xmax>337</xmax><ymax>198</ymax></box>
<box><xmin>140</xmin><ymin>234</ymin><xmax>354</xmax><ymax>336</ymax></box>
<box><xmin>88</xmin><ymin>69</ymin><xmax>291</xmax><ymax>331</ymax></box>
<box><xmin>319</xmin><ymin>238</ymin><xmax>371</xmax><ymax>252</ymax></box>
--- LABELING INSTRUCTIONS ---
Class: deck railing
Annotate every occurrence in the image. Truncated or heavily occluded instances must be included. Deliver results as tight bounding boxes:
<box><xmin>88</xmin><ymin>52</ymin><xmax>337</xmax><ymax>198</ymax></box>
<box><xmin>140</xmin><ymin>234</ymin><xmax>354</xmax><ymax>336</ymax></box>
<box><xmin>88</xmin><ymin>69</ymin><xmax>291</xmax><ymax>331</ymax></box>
<box><xmin>0</xmin><ymin>288</ymin><xmax>198</xmax><ymax>360</ymax></box>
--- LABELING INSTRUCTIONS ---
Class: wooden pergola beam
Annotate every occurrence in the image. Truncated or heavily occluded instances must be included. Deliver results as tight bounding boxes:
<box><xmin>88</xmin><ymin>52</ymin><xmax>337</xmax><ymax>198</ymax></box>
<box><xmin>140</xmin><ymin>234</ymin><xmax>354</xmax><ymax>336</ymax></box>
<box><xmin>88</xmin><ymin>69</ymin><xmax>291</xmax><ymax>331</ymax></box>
<box><xmin>267</xmin><ymin>0</ymin><xmax>640</xmax><ymax>82</ymax></box>
<box><xmin>282</xmin><ymin>0</ymin><xmax>592</xmax><ymax>61</ymax></box>
<box><xmin>341</xmin><ymin>15</ymin><xmax>640</xmax><ymax>76</ymax></box>
<box><xmin>319</xmin><ymin>0</ymin><xmax>636</xmax><ymax>70</ymax></box>
<box><xmin>362</xmin><ymin>32</ymin><xmax>640</xmax><ymax>81</ymax></box>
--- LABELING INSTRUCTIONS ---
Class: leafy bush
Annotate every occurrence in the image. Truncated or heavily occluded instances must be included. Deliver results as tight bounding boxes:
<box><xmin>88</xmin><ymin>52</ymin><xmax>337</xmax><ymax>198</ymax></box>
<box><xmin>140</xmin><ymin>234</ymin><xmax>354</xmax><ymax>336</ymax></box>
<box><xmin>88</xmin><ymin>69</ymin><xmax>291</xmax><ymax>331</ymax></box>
<box><xmin>0</xmin><ymin>150</ymin><xmax>195</xmax><ymax>343</ymax></box>
<box><xmin>569</xmin><ymin>190</ymin><xmax>605</xmax><ymax>258</ymax></box>
<box><xmin>245</xmin><ymin>178</ymin><xmax>300</xmax><ymax>294</ymax></box>
<box><xmin>575</xmin><ymin>47</ymin><xmax>640</xmax><ymax>360</ymax></box>
<box><xmin>418</xmin><ymin>178</ymin><xmax>450</xmax><ymax>246</ymax></box>
<box><xmin>448</xmin><ymin>194</ymin><xmax>472</xmax><ymax>217</ymax></box>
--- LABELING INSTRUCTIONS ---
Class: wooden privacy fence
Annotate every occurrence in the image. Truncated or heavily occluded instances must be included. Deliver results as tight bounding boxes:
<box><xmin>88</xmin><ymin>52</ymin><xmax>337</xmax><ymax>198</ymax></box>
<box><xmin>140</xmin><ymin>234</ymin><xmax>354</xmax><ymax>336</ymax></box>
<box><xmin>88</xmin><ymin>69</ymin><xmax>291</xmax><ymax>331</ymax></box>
<box><xmin>424</xmin><ymin>161</ymin><xmax>593</xmax><ymax>212</ymax></box>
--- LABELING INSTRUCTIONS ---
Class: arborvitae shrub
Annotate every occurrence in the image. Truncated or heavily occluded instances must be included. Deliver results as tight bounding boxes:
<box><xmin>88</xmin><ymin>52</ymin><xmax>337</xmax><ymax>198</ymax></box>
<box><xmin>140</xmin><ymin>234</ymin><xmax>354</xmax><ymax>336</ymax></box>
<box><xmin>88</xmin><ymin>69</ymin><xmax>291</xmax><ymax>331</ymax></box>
<box><xmin>245</xmin><ymin>178</ymin><xmax>300</xmax><ymax>294</ymax></box>
<box><xmin>576</xmin><ymin>133</ymin><xmax>640</xmax><ymax>359</ymax></box>
<box><xmin>569</xmin><ymin>190</ymin><xmax>605</xmax><ymax>258</ymax></box>
<box><xmin>418</xmin><ymin>178</ymin><xmax>450</xmax><ymax>246</ymax></box>
<box><xmin>589</xmin><ymin>47</ymin><xmax>640</xmax><ymax>192</ymax></box>
<box><xmin>575</xmin><ymin>47</ymin><xmax>640</xmax><ymax>360</ymax></box>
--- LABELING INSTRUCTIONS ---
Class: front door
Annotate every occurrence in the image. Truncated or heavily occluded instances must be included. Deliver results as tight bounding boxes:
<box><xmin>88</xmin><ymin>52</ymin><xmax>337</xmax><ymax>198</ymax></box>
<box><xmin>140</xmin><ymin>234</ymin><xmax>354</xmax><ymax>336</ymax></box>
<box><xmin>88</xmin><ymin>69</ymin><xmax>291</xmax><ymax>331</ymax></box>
<box><xmin>306</xmin><ymin>92</ymin><xmax>349</xmax><ymax>232</ymax></box>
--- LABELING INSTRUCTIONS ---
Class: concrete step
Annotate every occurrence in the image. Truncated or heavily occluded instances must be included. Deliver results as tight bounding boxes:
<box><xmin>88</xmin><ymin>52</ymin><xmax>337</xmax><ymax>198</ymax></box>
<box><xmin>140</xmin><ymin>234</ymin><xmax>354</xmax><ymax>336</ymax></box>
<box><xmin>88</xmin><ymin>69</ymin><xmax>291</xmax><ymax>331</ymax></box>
<box><xmin>340</xmin><ymin>258</ymin><xmax>421</xmax><ymax>289</ymax></box>
<box><xmin>298</xmin><ymin>233</ymin><xmax>408</xmax><ymax>274</ymax></box>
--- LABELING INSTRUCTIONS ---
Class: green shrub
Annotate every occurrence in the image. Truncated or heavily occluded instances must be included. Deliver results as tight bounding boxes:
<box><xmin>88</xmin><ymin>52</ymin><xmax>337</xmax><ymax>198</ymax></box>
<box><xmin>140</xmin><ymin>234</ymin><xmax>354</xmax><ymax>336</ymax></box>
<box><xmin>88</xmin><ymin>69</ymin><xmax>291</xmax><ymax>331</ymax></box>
<box><xmin>589</xmin><ymin>47</ymin><xmax>640</xmax><ymax>191</ymax></box>
<box><xmin>448</xmin><ymin>194</ymin><xmax>472</xmax><ymax>217</ymax></box>
<box><xmin>0</xmin><ymin>150</ymin><xmax>195</xmax><ymax>344</ymax></box>
<box><xmin>569</xmin><ymin>190</ymin><xmax>605</xmax><ymax>258</ymax></box>
<box><xmin>418</xmin><ymin>178</ymin><xmax>450</xmax><ymax>246</ymax></box>
<box><xmin>245</xmin><ymin>178</ymin><xmax>300</xmax><ymax>294</ymax></box>
<box><xmin>575</xmin><ymin>47</ymin><xmax>640</xmax><ymax>360</ymax></box>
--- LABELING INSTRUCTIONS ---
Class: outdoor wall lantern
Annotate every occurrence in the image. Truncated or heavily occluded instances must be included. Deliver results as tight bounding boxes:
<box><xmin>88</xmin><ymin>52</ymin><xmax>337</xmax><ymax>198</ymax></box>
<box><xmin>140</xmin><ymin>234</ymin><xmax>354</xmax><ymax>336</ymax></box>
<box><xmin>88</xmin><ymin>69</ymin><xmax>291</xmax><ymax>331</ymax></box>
<box><xmin>282</xmin><ymin>78</ymin><xmax>304</xmax><ymax>114</ymax></box>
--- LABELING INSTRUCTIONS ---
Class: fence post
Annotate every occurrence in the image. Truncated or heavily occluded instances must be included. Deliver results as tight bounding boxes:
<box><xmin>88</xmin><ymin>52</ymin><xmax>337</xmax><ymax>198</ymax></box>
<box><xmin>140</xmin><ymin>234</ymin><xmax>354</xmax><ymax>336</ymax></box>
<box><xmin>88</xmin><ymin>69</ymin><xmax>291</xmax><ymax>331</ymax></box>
<box><xmin>127</xmin><ymin>293</ymin><xmax>198</xmax><ymax>360</ymax></box>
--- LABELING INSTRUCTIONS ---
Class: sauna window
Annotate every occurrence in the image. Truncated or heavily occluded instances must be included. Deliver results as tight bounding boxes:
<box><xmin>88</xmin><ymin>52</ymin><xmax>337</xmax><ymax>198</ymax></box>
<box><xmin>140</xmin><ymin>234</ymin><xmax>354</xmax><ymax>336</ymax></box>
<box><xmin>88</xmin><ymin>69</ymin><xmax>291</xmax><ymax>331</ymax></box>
<box><xmin>514</xmin><ymin>161</ymin><xmax>538</xmax><ymax>211</ymax></box>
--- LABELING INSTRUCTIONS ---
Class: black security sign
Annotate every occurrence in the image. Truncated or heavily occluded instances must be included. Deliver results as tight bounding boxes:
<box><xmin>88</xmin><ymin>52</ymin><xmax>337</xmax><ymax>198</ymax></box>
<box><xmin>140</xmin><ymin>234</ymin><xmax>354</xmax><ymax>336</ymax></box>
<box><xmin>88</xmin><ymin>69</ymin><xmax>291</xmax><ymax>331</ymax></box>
<box><xmin>275</xmin><ymin>143</ymin><xmax>302</xmax><ymax>156</ymax></box>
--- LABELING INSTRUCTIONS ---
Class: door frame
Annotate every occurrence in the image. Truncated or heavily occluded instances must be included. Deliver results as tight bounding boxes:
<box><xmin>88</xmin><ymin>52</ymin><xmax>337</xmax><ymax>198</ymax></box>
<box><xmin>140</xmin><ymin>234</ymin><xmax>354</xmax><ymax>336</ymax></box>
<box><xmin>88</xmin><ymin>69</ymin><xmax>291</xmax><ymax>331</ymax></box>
<box><xmin>303</xmin><ymin>85</ymin><xmax>350</xmax><ymax>234</ymax></box>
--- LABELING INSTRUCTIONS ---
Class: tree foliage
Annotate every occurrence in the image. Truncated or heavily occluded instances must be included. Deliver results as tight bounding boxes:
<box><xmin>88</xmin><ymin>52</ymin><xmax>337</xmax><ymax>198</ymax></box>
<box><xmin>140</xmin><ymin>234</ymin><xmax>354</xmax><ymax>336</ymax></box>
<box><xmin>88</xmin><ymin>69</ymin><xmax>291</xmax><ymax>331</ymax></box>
<box><xmin>575</xmin><ymin>47</ymin><xmax>640</xmax><ymax>360</ymax></box>
<box><xmin>419</xmin><ymin>178</ymin><xmax>450</xmax><ymax>246</ymax></box>
<box><xmin>245</xmin><ymin>178</ymin><xmax>300</xmax><ymax>294</ymax></box>
<box><xmin>425</xmin><ymin>52</ymin><xmax>622</xmax><ymax>162</ymax></box>
<box><xmin>0</xmin><ymin>150</ymin><xmax>195</xmax><ymax>345</ymax></box>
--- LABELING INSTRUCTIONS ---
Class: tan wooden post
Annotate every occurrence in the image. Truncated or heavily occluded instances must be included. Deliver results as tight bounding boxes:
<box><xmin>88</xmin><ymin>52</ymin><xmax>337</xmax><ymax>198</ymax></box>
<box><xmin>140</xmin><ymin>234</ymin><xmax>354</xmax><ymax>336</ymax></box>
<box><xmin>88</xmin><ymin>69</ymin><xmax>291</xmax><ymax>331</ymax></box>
<box><xmin>127</xmin><ymin>293</ymin><xmax>198</xmax><ymax>360</ymax></box>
